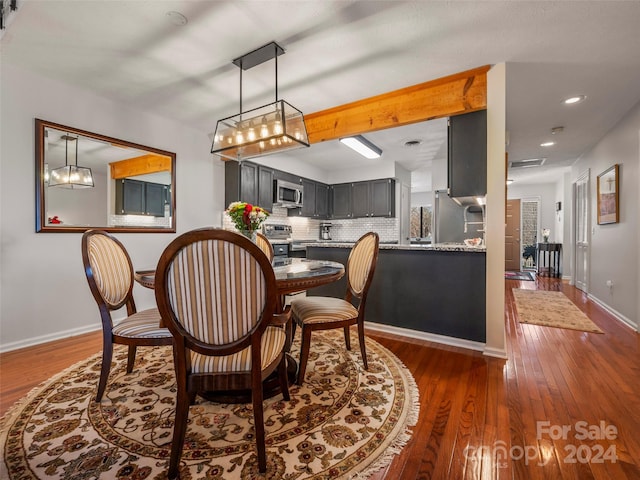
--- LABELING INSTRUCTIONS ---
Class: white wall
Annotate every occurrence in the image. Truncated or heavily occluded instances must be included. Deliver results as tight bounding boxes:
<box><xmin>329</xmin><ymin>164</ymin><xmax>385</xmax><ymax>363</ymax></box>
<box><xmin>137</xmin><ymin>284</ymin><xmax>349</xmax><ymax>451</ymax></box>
<box><xmin>572</xmin><ymin>100</ymin><xmax>640</xmax><ymax>328</ymax></box>
<box><xmin>0</xmin><ymin>64</ymin><xmax>223</xmax><ymax>351</ymax></box>
<box><xmin>508</xmin><ymin>182</ymin><xmax>562</xmax><ymax>242</ymax></box>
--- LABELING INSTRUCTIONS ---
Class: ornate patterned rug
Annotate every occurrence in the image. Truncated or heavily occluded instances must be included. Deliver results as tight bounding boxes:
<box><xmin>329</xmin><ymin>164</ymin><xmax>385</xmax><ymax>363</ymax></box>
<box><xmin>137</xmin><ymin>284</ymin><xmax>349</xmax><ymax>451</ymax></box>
<box><xmin>513</xmin><ymin>289</ymin><xmax>604</xmax><ymax>334</ymax></box>
<box><xmin>1</xmin><ymin>329</ymin><xmax>419</xmax><ymax>479</ymax></box>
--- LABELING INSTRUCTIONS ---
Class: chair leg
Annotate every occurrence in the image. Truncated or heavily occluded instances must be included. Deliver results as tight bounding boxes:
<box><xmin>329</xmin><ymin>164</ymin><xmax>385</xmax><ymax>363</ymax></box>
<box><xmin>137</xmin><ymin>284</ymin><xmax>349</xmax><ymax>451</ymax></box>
<box><xmin>252</xmin><ymin>371</ymin><xmax>267</xmax><ymax>473</ymax></box>
<box><xmin>343</xmin><ymin>326</ymin><xmax>351</xmax><ymax>350</ymax></box>
<box><xmin>126</xmin><ymin>345</ymin><xmax>137</xmax><ymax>373</ymax></box>
<box><xmin>96</xmin><ymin>341</ymin><xmax>113</xmax><ymax>402</ymax></box>
<box><xmin>357</xmin><ymin>322</ymin><xmax>368</xmax><ymax>370</ymax></box>
<box><xmin>296</xmin><ymin>326</ymin><xmax>313</xmax><ymax>385</ymax></box>
<box><xmin>277</xmin><ymin>355</ymin><xmax>290</xmax><ymax>401</ymax></box>
<box><xmin>168</xmin><ymin>386</ymin><xmax>191</xmax><ymax>480</ymax></box>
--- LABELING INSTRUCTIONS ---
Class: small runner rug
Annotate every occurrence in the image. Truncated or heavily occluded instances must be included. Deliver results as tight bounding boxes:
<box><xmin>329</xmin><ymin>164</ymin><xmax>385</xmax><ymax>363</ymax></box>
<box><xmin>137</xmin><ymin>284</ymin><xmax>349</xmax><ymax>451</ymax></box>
<box><xmin>1</xmin><ymin>329</ymin><xmax>419</xmax><ymax>479</ymax></box>
<box><xmin>505</xmin><ymin>271</ymin><xmax>535</xmax><ymax>281</ymax></box>
<box><xmin>513</xmin><ymin>289</ymin><xmax>604</xmax><ymax>334</ymax></box>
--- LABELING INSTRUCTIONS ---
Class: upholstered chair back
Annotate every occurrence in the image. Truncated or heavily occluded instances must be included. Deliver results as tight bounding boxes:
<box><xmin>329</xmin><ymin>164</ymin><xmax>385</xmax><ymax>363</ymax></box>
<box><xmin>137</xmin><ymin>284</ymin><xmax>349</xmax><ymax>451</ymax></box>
<box><xmin>164</xmin><ymin>238</ymin><xmax>268</xmax><ymax>345</ymax></box>
<box><xmin>347</xmin><ymin>232</ymin><xmax>379</xmax><ymax>297</ymax></box>
<box><xmin>85</xmin><ymin>232</ymin><xmax>133</xmax><ymax>308</ymax></box>
<box><xmin>255</xmin><ymin>232</ymin><xmax>275</xmax><ymax>262</ymax></box>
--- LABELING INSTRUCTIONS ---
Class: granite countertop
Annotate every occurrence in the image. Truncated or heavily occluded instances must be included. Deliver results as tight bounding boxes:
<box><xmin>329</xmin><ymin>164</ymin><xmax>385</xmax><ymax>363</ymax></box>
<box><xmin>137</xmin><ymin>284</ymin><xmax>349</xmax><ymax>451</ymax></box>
<box><xmin>300</xmin><ymin>241</ymin><xmax>486</xmax><ymax>253</ymax></box>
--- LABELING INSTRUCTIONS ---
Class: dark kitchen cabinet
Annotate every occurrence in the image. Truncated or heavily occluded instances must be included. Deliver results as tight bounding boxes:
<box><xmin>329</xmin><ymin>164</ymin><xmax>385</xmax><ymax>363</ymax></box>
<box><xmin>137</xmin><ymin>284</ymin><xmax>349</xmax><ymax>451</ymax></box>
<box><xmin>331</xmin><ymin>183</ymin><xmax>352</xmax><ymax>219</ymax></box>
<box><xmin>290</xmin><ymin>179</ymin><xmax>330</xmax><ymax>219</ymax></box>
<box><xmin>116</xmin><ymin>179</ymin><xmax>169</xmax><ymax>217</ymax></box>
<box><xmin>351</xmin><ymin>179</ymin><xmax>395</xmax><ymax>218</ymax></box>
<box><xmin>448</xmin><ymin>109</ymin><xmax>487</xmax><ymax>202</ymax></box>
<box><xmin>225</xmin><ymin>160</ymin><xmax>274</xmax><ymax>210</ymax></box>
<box><xmin>258</xmin><ymin>165</ymin><xmax>274</xmax><ymax>210</ymax></box>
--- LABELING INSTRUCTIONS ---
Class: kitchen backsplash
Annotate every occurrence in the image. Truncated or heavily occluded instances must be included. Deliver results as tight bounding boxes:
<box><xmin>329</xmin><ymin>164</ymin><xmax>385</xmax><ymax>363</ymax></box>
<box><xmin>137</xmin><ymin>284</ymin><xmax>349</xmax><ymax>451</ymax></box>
<box><xmin>222</xmin><ymin>205</ymin><xmax>399</xmax><ymax>242</ymax></box>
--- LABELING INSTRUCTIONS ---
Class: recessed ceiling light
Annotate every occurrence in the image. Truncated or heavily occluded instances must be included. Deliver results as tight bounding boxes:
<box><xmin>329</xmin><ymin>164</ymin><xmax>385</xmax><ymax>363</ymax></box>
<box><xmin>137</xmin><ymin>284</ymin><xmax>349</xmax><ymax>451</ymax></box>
<box><xmin>563</xmin><ymin>95</ymin><xmax>586</xmax><ymax>105</ymax></box>
<box><xmin>540</xmin><ymin>141</ymin><xmax>555</xmax><ymax>147</ymax></box>
<box><xmin>506</xmin><ymin>179</ymin><xmax>514</xmax><ymax>185</ymax></box>
<box><xmin>166</xmin><ymin>11</ymin><xmax>188</xmax><ymax>26</ymax></box>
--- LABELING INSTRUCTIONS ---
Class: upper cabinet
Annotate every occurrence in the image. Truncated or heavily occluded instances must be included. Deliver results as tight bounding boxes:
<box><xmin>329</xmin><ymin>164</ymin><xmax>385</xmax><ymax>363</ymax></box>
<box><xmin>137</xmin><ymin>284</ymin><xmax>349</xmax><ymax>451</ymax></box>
<box><xmin>225</xmin><ymin>161</ymin><xmax>274</xmax><ymax>211</ymax></box>
<box><xmin>290</xmin><ymin>178</ymin><xmax>330</xmax><ymax>219</ymax></box>
<box><xmin>334</xmin><ymin>179</ymin><xmax>395</xmax><ymax>219</ymax></box>
<box><xmin>448</xmin><ymin>109</ymin><xmax>487</xmax><ymax>204</ymax></box>
<box><xmin>116</xmin><ymin>179</ymin><xmax>170</xmax><ymax>217</ymax></box>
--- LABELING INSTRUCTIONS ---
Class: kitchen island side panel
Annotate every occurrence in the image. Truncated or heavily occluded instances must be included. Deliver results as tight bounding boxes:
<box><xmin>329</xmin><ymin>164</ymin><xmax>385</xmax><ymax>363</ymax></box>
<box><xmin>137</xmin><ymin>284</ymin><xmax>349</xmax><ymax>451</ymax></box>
<box><xmin>306</xmin><ymin>247</ymin><xmax>486</xmax><ymax>342</ymax></box>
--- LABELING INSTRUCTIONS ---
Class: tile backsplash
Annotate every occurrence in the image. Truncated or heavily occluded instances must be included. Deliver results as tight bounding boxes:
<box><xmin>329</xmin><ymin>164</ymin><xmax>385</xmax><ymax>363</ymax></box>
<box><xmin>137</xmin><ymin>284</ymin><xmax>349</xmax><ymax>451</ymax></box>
<box><xmin>222</xmin><ymin>205</ymin><xmax>399</xmax><ymax>242</ymax></box>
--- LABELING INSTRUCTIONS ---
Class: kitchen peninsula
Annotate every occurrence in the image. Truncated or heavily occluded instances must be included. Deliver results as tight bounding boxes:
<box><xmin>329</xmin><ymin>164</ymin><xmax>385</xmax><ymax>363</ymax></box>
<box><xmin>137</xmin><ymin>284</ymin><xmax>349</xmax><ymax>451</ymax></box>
<box><xmin>305</xmin><ymin>242</ymin><xmax>486</xmax><ymax>344</ymax></box>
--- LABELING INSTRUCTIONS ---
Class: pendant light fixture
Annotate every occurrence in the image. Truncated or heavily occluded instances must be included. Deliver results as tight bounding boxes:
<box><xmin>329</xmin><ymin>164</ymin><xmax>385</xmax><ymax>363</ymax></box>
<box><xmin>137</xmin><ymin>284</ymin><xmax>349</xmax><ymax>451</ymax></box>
<box><xmin>49</xmin><ymin>134</ymin><xmax>94</xmax><ymax>188</ymax></box>
<box><xmin>211</xmin><ymin>42</ymin><xmax>309</xmax><ymax>161</ymax></box>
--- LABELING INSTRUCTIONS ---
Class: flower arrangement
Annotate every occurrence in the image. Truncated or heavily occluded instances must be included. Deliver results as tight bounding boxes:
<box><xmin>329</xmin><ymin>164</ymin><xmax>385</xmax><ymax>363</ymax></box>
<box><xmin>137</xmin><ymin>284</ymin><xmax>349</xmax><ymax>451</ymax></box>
<box><xmin>225</xmin><ymin>202</ymin><xmax>269</xmax><ymax>238</ymax></box>
<box><xmin>542</xmin><ymin>228</ymin><xmax>550</xmax><ymax>242</ymax></box>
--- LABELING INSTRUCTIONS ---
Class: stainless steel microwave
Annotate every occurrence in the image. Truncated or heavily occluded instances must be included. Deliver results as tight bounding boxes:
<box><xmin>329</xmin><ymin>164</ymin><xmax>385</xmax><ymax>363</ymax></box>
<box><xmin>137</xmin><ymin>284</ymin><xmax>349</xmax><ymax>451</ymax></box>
<box><xmin>274</xmin><ymin>179</ymin><xmax>303</xmax><ymax>208</ymax></box>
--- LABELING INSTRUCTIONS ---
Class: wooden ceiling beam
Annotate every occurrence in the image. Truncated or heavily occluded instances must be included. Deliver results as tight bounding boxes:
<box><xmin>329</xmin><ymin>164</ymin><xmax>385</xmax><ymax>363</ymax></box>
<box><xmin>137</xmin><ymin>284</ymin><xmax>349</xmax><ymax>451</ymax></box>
<box><xmin>110</xmin><ymin>154</ymin><xmax>171</xmax><ymax>179</ymax></box>
<box><xmin>304</xmin><ymin>65</ymin><xmax>490</xmax><ymax>144</ymax></box>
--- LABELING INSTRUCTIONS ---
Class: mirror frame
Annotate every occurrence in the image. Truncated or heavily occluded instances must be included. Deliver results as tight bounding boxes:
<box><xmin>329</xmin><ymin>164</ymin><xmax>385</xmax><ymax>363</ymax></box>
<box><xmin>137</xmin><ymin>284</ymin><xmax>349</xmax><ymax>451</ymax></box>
<box><xmin>35</xmin><ymin>118</ymin><xmax>177</xmax><ymax>233</ymax></box>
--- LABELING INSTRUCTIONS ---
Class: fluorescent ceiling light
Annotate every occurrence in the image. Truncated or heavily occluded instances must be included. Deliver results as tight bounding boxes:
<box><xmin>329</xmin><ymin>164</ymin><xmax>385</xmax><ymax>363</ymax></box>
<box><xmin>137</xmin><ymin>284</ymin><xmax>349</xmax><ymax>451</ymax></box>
<box><xmin>339</xmin><ymin>135</ymin><xmax>382</xmax><ymax>159</ymax></box>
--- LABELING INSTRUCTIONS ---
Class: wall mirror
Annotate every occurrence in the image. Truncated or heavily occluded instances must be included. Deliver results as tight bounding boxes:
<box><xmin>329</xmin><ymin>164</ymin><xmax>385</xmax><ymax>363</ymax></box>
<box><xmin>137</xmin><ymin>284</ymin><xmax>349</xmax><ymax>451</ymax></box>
<box><xmin>35</xmin><ymin>119</ymin><xmax>176</xmax><ymax>233</ymax></box>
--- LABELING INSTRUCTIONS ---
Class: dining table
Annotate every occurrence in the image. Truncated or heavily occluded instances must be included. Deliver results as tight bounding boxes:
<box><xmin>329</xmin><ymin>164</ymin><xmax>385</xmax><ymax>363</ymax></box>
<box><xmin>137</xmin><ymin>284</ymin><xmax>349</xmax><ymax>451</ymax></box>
<box><xmin>134</xmin><ymin>257</ymin><xmax>345</xmax><ymax>402</ymax></box>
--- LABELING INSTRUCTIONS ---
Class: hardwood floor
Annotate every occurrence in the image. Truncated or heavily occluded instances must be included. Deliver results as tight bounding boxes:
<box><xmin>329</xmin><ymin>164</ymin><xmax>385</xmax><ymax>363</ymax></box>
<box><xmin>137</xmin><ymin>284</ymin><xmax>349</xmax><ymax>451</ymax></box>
<box><xmin>1</xmin><ymin>276</ymin><xmax>639</xmax><ymax>478</ymax></box>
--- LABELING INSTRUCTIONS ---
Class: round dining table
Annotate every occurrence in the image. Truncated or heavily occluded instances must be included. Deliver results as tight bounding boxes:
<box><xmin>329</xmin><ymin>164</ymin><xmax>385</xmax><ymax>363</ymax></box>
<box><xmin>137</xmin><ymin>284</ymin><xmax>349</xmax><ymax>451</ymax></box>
<box><xmin>134</xmin><ymin>257</ymin><xmax>345</xmax><ymax>402</ymax></box>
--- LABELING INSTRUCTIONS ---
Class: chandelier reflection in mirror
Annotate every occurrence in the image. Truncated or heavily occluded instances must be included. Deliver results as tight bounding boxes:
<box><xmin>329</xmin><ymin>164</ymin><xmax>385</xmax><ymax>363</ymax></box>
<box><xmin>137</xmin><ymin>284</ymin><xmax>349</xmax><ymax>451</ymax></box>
<box><xmin>49</xmin><ymin>133</ymin><xmax>94</xmax><ymax>188</ymax></box>
<box><xmin>211</xmin><ymin>42</ymin><xmax>309</xmax><ymax>161</ymax></box>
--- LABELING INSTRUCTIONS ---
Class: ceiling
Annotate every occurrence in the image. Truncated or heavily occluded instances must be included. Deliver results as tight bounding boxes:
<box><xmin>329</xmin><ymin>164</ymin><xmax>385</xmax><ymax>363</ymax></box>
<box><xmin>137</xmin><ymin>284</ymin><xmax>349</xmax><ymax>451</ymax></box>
<box><xmin>3</xmin><ymin>1</ymin><xmax>640</xmax><ymax>189</ymax></box>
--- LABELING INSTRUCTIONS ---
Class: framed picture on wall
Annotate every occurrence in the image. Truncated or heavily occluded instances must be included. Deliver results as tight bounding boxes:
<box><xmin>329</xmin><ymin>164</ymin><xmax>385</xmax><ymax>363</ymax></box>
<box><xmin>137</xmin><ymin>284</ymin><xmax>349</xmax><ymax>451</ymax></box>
<box><xmin>597</xmin><ymin>164</ymin><xmax>619</xmax><ymax>225</ymax></box>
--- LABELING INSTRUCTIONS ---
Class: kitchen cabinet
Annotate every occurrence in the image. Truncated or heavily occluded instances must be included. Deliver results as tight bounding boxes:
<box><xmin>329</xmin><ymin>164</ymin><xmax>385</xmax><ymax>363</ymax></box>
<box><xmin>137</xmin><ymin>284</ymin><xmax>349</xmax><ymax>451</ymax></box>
<box><xmin>331</xmin><ymin>183</ymin><xmax>352</xmax><ymax>219</ymax></box>
<box><xmin>225</xmin><ymin>160</ymin><xmax>274</xmax><ymax>210</ymax></box>
<box><xmin>290</xmin><ymin>179</ymin><xmax>330</xmax><ymax>219</ymax></box>
<box><xmin>448</xmin><ymin>109</ymin><xmax>487</xmax><ymax>203</ymax></box>
<box><xmin>115</xmin><ymin>179</ymin><xmax>169</xmax><ymax>217</ymax></box>
<box><xmin>351</xmin><ymin>179</ymin><xmax>395</xmax><ymax>218</ymax></box>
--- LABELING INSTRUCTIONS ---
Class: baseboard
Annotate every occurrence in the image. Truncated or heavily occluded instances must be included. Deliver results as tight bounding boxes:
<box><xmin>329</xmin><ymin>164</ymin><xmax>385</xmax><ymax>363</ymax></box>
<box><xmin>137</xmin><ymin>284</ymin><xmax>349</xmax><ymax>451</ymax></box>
<box><xmin>483</xmin><ymin>346</ymin><xmax>508</xmax><ymax>359</ymax></box>
<box><xmin>586</xmin><ymin>294</ymin><xmax>638</xmax><ymax>332</ymax></box>
<box><xmin>364</xmin><ymin>322</ymin><xmax>486</xmax><ymax>353</ymax></box>
<box><xmin>0</xmin><ymin>324</ymin><xmax>101</xmax><ymax>354</ymax></box>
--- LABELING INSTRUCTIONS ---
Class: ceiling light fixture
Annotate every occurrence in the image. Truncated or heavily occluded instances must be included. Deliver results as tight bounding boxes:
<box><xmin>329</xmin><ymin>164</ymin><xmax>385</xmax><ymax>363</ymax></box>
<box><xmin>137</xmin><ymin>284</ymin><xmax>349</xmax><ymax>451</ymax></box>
<box><xmin>563</xmin><ymin>95</ymin><xmax>586</xmax><ymax>105</ymax></box>
<box><xmin>540</xmin><ymin>141</ymin><xmax>555</xmax><ymax>147</ymax></box>
<box><xmin>49</xmin><ymin>134</ymin><xmax>94</xmax><ymax>189</ymax></box>
<box><xmin>506</xmin><ymin>178</ymin><xmax>514</xmax><ymax>185</ymax></box>
<box><xmin>339</xmin><ymin>135</ymin><xmax>382</xmax><ymax>159</ymax></box>
<box><xmin>211</xmin><ymin>42</ymin><xmax>309</xmax><ymax>161</ymax></box>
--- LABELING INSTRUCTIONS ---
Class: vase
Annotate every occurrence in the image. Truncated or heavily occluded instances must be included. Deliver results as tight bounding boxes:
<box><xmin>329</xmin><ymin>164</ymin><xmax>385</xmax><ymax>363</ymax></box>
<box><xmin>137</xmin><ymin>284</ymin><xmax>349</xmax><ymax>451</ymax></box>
<box><xmin>238</xmin><ymin>229</ymin><xmax>257</xmax><ymax>242</ymax></box>
<box><xmin>543</xmin><ymin>236</ymin><xmax>549</xmax><ymax>243</ymax></box>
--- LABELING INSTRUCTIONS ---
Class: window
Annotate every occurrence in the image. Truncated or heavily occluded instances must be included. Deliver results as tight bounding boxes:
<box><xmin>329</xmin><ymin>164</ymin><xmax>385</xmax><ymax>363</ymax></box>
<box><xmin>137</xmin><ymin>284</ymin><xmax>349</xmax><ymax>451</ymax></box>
<box><xmin>410</xmin><ymin>206</ymin><xmax>432</xmax><ymax>239</ymax></box>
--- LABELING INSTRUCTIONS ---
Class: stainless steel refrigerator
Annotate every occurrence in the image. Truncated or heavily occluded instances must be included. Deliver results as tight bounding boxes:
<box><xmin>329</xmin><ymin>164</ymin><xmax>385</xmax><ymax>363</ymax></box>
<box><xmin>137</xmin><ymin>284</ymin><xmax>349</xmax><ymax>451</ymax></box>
<box><xmin>433</xmin><ymin>190</ymin><xmax>484</xmax><ymax>243</ymax></box>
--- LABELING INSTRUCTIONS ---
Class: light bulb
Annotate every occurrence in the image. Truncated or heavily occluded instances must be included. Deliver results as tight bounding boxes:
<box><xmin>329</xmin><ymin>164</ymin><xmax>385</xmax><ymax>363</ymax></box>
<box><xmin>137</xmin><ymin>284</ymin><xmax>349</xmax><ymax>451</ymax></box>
<box><xmin>260</xmin><ymin>116</ymin><xmax>269</xmax><ymax>138</ymax></box>
<box><xmin>235</xmin><ymin>130</ymin><xmax>244</xmax><ymax>144</ymax></box>
<box><xmin>247</xmin><ymin>127</ymin><xmax>256</xmax><ymax>141</ymax></box>
<box><xmin>259</xmin><ymin>141</ymin><xmax>265</xmax><ymax>149</ymax></box>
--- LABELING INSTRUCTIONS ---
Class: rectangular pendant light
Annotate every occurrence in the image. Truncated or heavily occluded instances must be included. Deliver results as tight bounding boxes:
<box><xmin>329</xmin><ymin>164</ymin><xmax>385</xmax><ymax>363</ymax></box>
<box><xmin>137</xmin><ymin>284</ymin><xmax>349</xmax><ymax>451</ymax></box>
<box><xmin>339</xmin><ymin>135</ymin><xmax>382</xmax><ymax>159</ymax></box>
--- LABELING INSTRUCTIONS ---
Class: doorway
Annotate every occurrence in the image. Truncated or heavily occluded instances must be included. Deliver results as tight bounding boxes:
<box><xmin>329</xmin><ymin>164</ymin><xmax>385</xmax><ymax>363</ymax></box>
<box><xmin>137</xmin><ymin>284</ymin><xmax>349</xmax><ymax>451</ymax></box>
<box><xmin>505</xmin><ymin>199</ymin><xmax>521</xmax><ymax>270</ymax></box>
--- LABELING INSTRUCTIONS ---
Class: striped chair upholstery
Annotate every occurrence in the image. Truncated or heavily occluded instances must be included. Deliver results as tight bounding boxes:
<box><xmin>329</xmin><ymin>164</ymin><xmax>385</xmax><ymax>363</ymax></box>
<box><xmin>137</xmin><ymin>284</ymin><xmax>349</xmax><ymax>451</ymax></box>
<box><xmin>154</xmin><ymin>228</ymin><xmax>290</xmax><ymax>477</ymax></box>
<box><xmin>81</xmin><ymin>230</ymin><xmax>172</xmax><ymax>403</ymax></box>
<box><xmin>255</xmin><ymin>232</ymin><xmax>275</xmax><ymax>262</ymax></box>
<box><xmin>291</xmin><ymin>232</ymin><xmax>379</xmax><ymax>385</ymax></box>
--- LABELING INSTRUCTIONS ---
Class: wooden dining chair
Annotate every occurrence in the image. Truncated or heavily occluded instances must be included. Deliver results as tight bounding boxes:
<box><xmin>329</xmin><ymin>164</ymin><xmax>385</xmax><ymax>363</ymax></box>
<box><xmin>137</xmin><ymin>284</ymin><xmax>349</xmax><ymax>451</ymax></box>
<box><xmin>154</xmin><ymin>228</ymin><xmax>290</xmax><ymax>478</ymax></box>
<box><xmin>291</xmin><ymin>231</ymin><xmax>379</xmax><ymax>385</ymax></box>
<box><xmin>255</xmin><ymin>231</ymin><xmax>275</xmax><ymax>261</ymax></box>
<box><xmin>81</xmin><ymin>230</ymin><xmax>173</xmax><ymax>402</ymax></box>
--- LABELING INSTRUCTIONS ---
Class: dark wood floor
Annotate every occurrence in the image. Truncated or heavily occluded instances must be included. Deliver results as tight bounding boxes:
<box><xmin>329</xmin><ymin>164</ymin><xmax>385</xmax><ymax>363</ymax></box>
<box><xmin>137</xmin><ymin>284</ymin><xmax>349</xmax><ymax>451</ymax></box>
<box><xmin>1</xmin><ymin>275</ymin><xmax>639</xmax><ymax>479</ymax></box>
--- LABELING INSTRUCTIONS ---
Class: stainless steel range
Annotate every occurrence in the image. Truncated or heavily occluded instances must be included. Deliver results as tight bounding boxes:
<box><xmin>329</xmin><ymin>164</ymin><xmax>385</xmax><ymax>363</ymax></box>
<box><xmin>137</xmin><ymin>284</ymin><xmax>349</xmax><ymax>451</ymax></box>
<box><xmin>262</xmin><ymin>224</ymin><xmax>292</xmax><ymax>258</ymax></box>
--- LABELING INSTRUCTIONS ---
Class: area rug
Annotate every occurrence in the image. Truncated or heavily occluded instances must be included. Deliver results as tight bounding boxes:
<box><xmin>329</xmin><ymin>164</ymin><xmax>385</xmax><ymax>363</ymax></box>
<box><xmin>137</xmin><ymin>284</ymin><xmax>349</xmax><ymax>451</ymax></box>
<box><xmin>0</xmin><ymin>329</ymin><xmax>419</xmax><ymax>479</ymax></box>
<box><xmin>512</xmin><ymin>289</ymin><xmax>604</xmax><ymax>333</ymax></box>
<box><xmin>505</xmin><ymin>271</ymin><xmax>535</xmax><ymax>281</ymax></box>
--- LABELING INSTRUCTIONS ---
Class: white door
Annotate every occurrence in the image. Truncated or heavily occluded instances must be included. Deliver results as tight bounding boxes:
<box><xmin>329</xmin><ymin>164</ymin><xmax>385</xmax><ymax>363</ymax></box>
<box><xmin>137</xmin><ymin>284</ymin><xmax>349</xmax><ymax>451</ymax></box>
<box><xmin>574</xmin><ymin>171</ymin><xmax>589</xmax><ymax>292</ymax></box>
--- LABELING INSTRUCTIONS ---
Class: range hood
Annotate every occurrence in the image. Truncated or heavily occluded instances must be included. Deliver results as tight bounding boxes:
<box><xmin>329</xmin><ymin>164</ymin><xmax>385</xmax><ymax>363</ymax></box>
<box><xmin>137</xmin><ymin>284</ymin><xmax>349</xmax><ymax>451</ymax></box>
<box><xmin>450</xmin><ymin>193</ymin><xmax>486</xmax><ymax>207</ymax></box>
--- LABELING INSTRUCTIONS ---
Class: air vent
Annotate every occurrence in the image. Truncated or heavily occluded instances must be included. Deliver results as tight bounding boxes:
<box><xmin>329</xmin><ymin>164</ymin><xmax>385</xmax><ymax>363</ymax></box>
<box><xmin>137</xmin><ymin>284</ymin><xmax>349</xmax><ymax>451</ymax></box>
<box><xmin>404</xmin><ymin>139</ymin><xmax>422</xmax><ymax>147</ymax></box>
<box><xmin>509</xmin><ymin>158</ymin><xmax>546</xmax><ymax>169</ymax></box>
